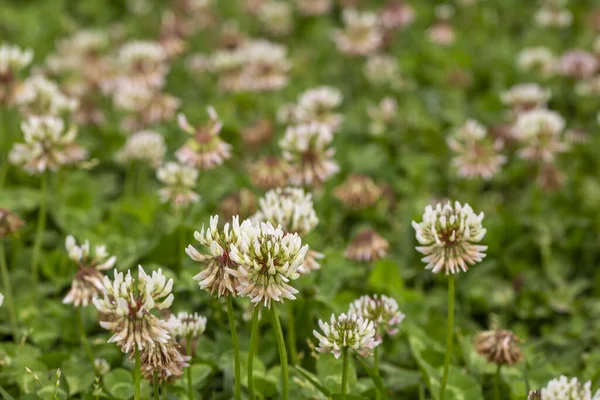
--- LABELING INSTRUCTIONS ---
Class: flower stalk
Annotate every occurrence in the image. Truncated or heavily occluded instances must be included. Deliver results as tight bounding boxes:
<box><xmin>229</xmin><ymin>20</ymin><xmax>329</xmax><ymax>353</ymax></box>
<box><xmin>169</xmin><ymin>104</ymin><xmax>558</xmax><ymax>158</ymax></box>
<box><xmin>248</xmin><ymin>307</ymin><xmax>260</xmax><ymax>400</ymax></box>
<box><xmin>439</xmin><ymin>275</ymin><xmax>455</xmax><ymax>400</ymax></box>
<box><xmin>226</xmin><ymin>297</ymin><xmax>242</xmax><ymax>400</ymax></box>
<box><xmin>0</xmin><ymin>241</ymin><xmax>18</xmax><ymax>341</ymax></box>
<box><xmin>270</xmin><ymin>305</ymin><xmax>289</xmax><ymax>400</ymax></box>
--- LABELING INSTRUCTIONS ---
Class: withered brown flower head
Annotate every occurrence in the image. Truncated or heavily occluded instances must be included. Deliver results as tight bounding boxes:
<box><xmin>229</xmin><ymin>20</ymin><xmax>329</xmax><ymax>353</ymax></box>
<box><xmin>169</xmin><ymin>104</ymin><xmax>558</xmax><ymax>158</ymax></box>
<box><xmin>249</xmin><ymin>156</ymin><xmax>292</xmax><ymax>189</ymax></box>
<box><xmin>137</xmin><ymin>339</ymin><xmax>189</xmax><ymax>383</ymax></box>
<box><xmin>219</xmin><ymin>189</ymin><xmax>258</xmax><ymax>220</ymax></box>
<box><xmin>474</xmin><ymin>330</ymin><xmax>523</xmax><ymax>366</ymax></box>
<box><xmin>242</xmin><ymin>119</ymin><xmax>273</xmax><ymax>148</ymax></box>
<box><xmin>0</xmin><ymin>209</ymin><xmax>24</xmax><ymax>238</ymax></box>
<box><xmin>334</xmin><ymin>175</ymin><xmax>382</xmax><ymax>209</ymax></box>
<box><xmin>345</xmin><ymin>228</ymin><xmax>389</xmax><ymax>262</ymax></box>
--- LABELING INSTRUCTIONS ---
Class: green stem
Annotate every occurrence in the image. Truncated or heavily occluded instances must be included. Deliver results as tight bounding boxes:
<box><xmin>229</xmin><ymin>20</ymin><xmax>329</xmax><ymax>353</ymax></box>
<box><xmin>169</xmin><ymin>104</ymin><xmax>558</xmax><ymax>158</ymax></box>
<box><xmin>248</xmin><ymin>307</ymin><xmax>260</xmax><ymax>400</ymax></box>
<box><xmin>32</xmin><ymin>173</ymin><xmax>48</xmax><ymax>291</ymax></box>
<box><xmin>287</xmin><ymin>302</ymin><xmax>298</xmax><ymax>366</ymax></box>
<box><xmin>374</xmin><ymin>346</ymin><xmax>380</xmax><ymax>400</ymax></box>
<box><xmin>439</xmin><ymin>275</ymin><xmax>455</xmax><ymax>400</ymax></box>
<box><xmin>0</xmin><ymin>241</ymin><xmax>18</xmax><ymax>342</ymax></box>
<box><xmin>494</xmin><ymin>364</ymin><xmax>501</xmax><ymax>400</ymax></box>
<box><xmin>75</xmin><ymin>308</ymin><xmax>94</xmax><ymax>364</ymax></box>
<box><xmin>226</xmin><ymin>297</ymin><xmax>241</xmax><ymax>400</ymax></box>
<box><xmin>523</xmin><ymin>361</ymin><xmax>530</xmax><ymax>395</ymax></box>
<box><xmin>341</xmin><ymin>347</ymin><xmax>349</xmax><ymax>400</ymax></box>
<box><xmin>270</xmin><ymin>305</ymin><xmax>289</xmax><ymax>400</ymax></box>
<box><xmin>153</xmin><ymin>370</ymin><xmax>159</xmax><ymax>400</ymax></box>
<box><xmin>163</xmin><ymin>384</ymin><xmax>168</xmax><ymax>400</ymax></box>
<box><xmin>134</xmin><ymin>347</ymin><xmax>141</xmax><ymax>400</ymax></box>
<box><xmin>187</xmin><ymin>335</ymin><xmax>193</xmax><ymax>400</ymax></box>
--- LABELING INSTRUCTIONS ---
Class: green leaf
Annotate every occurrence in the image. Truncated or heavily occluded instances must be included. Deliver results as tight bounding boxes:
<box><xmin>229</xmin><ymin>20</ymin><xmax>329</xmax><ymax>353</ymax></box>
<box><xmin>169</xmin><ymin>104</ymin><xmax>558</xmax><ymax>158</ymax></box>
<box><xmin>190</xmin><ymin>364</ymin><xmax>212</xmax><ymax>388</ymax></box>
<box><xmin>62</xmin><ymin>357</ymin><xmax>95</xmax><ymax>395</ymax></box>
<box><xmin>294</xmin><ymin>365</ymin><xmax>332</xmax><ymax>397</ymax></box>
<box><xmin>354</xmin><ymin>354</ymin><xmax>389</xmax><ymax>399</ymax></box>
<box><xmin>103</xmin><ymin>368</ymin><xmax>134</xmax><ymax>399</ymax></box>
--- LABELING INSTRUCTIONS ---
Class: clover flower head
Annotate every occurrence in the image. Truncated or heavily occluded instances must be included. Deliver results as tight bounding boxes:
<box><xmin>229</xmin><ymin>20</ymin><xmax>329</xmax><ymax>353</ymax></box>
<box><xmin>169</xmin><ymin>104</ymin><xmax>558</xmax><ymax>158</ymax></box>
<box><xmin>176</xmin><ymin>108</ymin><xmax>232</xmax><ymax>170</ymax></box>
<box><xmin>299</xmin><ymin>249</ymin><xmax>324</xmax><ymax>275</ymax></box>
<box><xmin>46</xmin><ymin>29</ymin><xmax>109</xmax><ymax>75</ymax></box>
<box><xmin>253</xmin><ymin>187</ymin><xmax>319</xmax><ymax>236</ymax></box>
<box><xmin>117</xmin><ymin>40</ymin><xmax>168</xmax><ymax>89</ymax></box>
<box><xmin>242</xmin><ymin>119</ymin><xmax>273</xmax><ymax>148</ymax></box>
<box><xmin>0</xmin><ymin>43</ymin><xmax>33</xmax><ymax>77</ymax></box>
<box><xmin>535</xmin><ymin>6</ymin><xmax>573</xmax><ymax>28</ymax></box>
<box><xmin>249</xmin><ymin>156</ymin><xmax>292</xmax><ymax>189</ymax></box>
<box><xmin>187</xmin><ymin>215</ymin><xmax>255</xmax><ymax>297</ymax></box>
<box><xmin>427</xmin><ymin>21</ymin><xmax>456</xmax><ymax>46</ymax></box>
<box><xmin>473</xmin><ymin>330</ymin><xmax>523</xmax><ymax>366</ymax></box>
<box><xmin>168</xmin><ymin>311</ymin><xmax>207</xmax><ymax>339</ymax></box>
<box><xmin>297</xmin><ymin>0</ymin><xmax>333</xmax><ymax>16</ymax></box>
<box><xmin>9</xmin><ymin>115</ymin><xmax>87</xmax><ymax>175</ymax></box>
<box><xmin>295</xmin><ymin>86</ymin><xmax>344</xmax><ymax>131</ymax></box>
<box><xmin>157</xmin><ymin>162</ymin><xmax>200</xmax><ymax>209</ymax></box>
<box><xmin>94</xmin><ymin>358</ymin><xmax>111</xmax><ymax>376</ymax></box>
<box><xmin>513</xmin><ymin>109</ymin><xmax>567</xmax><ymax>162</ymax></box>
<box><xmin>258</xmin><ymin>1</ymin><xmax>294</xmax><ymax>36</ymax></box>
<box><xmin>14</xmin><ymin>75</ymin><xmax>78</xmax><ymax>116</ymax></box>
<box><xmin>447</xmin><ymin>120</ymin><xmax>506</xmax><ymax>180</ymax></box>
<box><xmin>345</xmin><ymin>228</ymin><xmax>389</xmax><ymax>262</ymax></box>
<box><xmin>540</xmin><ymin>376</ymin><xmax>600</xmax><ymax>400</ymax></box>
<box><xmin>381</xmin><ymin>2</ymin><xmax>416</xmax><ymax>30</ymax></box>
<box><xmin>280</xmin><ymin>123</ymin><xmax>339</xmax><ymax>186</ymax></box>
<box><xmin>229</xmin><ymin>221</ymin><xmax>308</xmax><ymax>307</ymax></box>
<box><xmin>412</xmin><ymin>201</ymin><xmax>487</xmax><ymax>274</ymax></box>
<box><xmin>332</xmin><ymin>9</ymin><xmax>383</xmax><ymax>56</ymax></box>
<box><xmin>93</xmin><ymin>266</ymin><xmax>174</xmax><ymax>352</ymax></box>
<box><xmin>517</xmin><ymin>47</ymin><xmax>556</xmax><ymax>77</ymax></box>
<box><xmin>219</xmin><ymin>189</ymin><xmax>258</xmax><ymax>220</ymax></box>
<box><xmin>63</xmin><ymin>235</ymin><xmax>117</xmax><ymax>307</ymax></box>
<box><xmin>367</xmin><ymin>96</ymin><xmax>397</xmax><ymax>136</ymax></box>
<box><xmin>349</xmin><ymin>295</ymin><xmax>405</xmax><ymax>340</ymax></box>
<box><xmin>313</xmin><ymin>313</ymin><xmax>380</xmax><ymax>358</ymax></box>
<box><xmin>117</xmin><ymin>130</ymin><xmax>166</xmax><ymax>168</ymax></box>
<box><xmin>527</xmin><ymin>390</ymin><xmax>541</xmax><ymax>400</ymax></box>
<box><xmin>138</xmin><ymin>339</ymin><xmax>189</xmax><ymax>383</ymax></box>
<box><xmin>501</xmin><ymin>83</ymin><xmax>551</xmax><ymax>112</ymax></box>
<box><xmin>335</xmin><ymin>175</ymin><xmax>382</xmax><ymax>209</ymax></box>
<box><xmin>0</xmin><ymin>209</ymin><xmax>24</xmax><ymax>238</ymax></box>
<box><xmin>558</xmin><ymin>50</ymin><xmax>599</xmax><ymax>79</ymax></box>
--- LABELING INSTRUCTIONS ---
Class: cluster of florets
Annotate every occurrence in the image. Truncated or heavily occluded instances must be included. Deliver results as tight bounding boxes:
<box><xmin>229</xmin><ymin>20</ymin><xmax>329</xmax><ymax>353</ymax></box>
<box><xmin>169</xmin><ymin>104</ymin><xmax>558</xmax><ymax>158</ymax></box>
<box><xmin>313</xmin><ymin>313</ymin><xmax>379</xmax><ymax>358</ymax></box>
<box><xmin>348</xmin><ymin>295</ymin><xmax>405</xmax><ymax>340</ymax></box>
<box><xmin>156</xmin><ymin>162</ymin><xmax>200</xmax><ymax>209</ymax></box>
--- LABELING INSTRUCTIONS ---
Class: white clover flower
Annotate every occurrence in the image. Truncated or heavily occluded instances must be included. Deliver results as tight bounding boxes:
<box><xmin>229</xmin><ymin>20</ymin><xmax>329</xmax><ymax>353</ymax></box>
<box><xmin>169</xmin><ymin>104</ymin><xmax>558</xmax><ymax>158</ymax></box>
<box><xmin>500</xmin><ymin>83</ymin><xmax>551</xmax><ymax>112</ymax></box>
<box><xmin>116</xmin><ymin>40</ymin><xmax>168</xmax><ymax>89</ymax></box>
<box><xmin>335</xmin><ymin>175</ymin><xmax>382</xmax><ymax>209</ymax></box>
<box><xmin>513</xmin><ymin>109</ymin><xmax>567</xmax><ymax>162</ymax></box>
<box><xmin>363</xmin><ymin>54</ymin><xmax>408</xmax><ymax>90</ymax></box>
<box><xmin>280</xmin><ymin>123</ymin><xmax>339</xmax><ymax>186</ymax></box>
<box><xmin>46</xmin><ymin>29</ymin><xmax>109</xmax><ymax>75</ymax></box>
<box><xmin>138</xmin><ymin>339</ymin><xmax>189</xmax><ymax>383</ymax></box>
<box><xmin>412</xmin><ymin>201</ymin><xmax>487</xmax><ymax>275</ymax></box>
<box><xmin>332</xmin><ymin>9</ymin><xmax>383</xmax><ymax>56</ymax></box>
<box><xmin>258</xmin><ymin>1</ymin><xmax>294</xmax><ymax>36</ymax></box>
<box><xmin>176</xmin><ymin>108</ymin><xmax>231</xmax><ymax>170</ymax></box>
<box><xmin>0</xmin><ymin>43</ymin><xmax>33</xmax><ymax>77</ymax></box>
<box><xmin>295</xmin><ymin>86</ymin><xmax>343</xmax><ymax>131</ymax></box>
<box><xmin>345</xmin><ymin>228</ymin><xmax>389</xmax><ymax>263</ymax></box>
<box><xmin>9</xmin><ymin>115</ymin><xmax>87</xmax><ymax>175</ymax></box>
<box><xmin>558</xmin><ymin>50</ymin><xmax>599</xmax><ymax>79</ymax></box>
<box><xmin>168</xmin><ymin>312</ymin><xmax>207</xmax><ymax>339</ymax></box>
<box><xmin>156</xmin><ymin>162</ymin><xmax>200</xmax><ymax>209</ymax></box>
<box><xmin>517</xmin><ymin>47</ymin><xmax>556</xmax><ymax>77</ymax></box>
<box><xmin>447</xmin><ymin>120</ymin><xmax>506</xmax><ymax>180</ymax></box>
<box><xmin>349</xmin><ymin>295</ymin><xmax>405</xmax><ymax>340</ymax></box>
<box><xmin>228</xmin><ymin>222</ymin><xmax>308</xmax><ymax>307</ymax></box>
<box><xmin>540</xmin><ymin>376</ymin><xmax>600</xmax><ymax>400</ymax></box>
<box><xmin>313</xmin><ymin>313</ymin><xmax>380</xmax><ymax>358</ymax></box>
<box><xmin>296</xmin><ymin>0</ymin><xmax>332</xmax><ymax>16</ymax></box>
<box><xmin>117</xmin><ymin>130</ymin><xmax>166</xmax><ymax>168</ymax></box>
<box><xmin>187</xmin><ymin>215</ymin><xmax>255</xmax><ymax>297</ymax></box>
<box><xmin>13</xmin><ymin>75</ymin><xmax>78</xmax><ymax>116</ymax></box>
<box><xmin>93</xmin><ymin>266</ymin><xmax>174</xmax><ymax>353</ymax></box>
<box><xmin>535</xmin><ymin>7</ymin><xmax>573</xmax><ymax>28</ymax></box>
<box><xmin>63</xmin><ymin>235</ymin><xmax>117</xmax><ymax>307</ymax></box>
<box><xmin>94</xmin><ymin>358</ymin><xmax>111</xmax><ymax>376</ymax></box>
<box><xmin>253</xmin><ymin>187</ymin><xmax>319</xmax><ymax>236</ymax></box>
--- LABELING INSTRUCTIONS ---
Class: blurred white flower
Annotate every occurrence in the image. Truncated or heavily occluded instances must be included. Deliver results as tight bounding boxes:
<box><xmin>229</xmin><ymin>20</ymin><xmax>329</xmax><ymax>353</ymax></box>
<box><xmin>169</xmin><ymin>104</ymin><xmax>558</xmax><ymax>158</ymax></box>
<box><xmin>94</xmin><ymin>358</ymin><xmax>110</xmax><ymax>376</ymax></box>
<box><xmin>117</xmin><ymin>130</ymin><xmax>166</xmax><ymax>168</ymax></box>
<box><xmin>0</xmin><ymin>43</ymin><xmax>33</xmax><ymax>77</ymax></box>
<box><xmin>332</xmin><ymin>9</ymin><xmax>383</xmax><ymax>56</ymax></box>
<box><xmin>412</xmin><ymin>201</ymin><xmax>487</xmax><ymax>274</ymax></box>
<box><xmin>280</xmin><ymin>123</ymin><xmax>339</xmax><ymax>186</ymax></box>
<box><xmin>295</xmin><ymin>86</ymin><xmax>344</xmax><ymax>131</ymax></box>
<box><xmin>313</xmin><ymin>313</ymin><xmax>380</xmax><ymax>358</ymax></box>
<box><xmin>557</xmin><ymin>50</ymin><xmax>599</xmax><ymax>79</ymax></box>
<box><xmin>296</xmin><ymin>0</ymin><xmax>332</xmax><ymax>16</ymax></box>
<box><xmin>367</xmin><ymin>97</ymin><xmax>397</xmax><ymax>136</ymax></box>
<box><xmin>258</xmin><ymin>1</ymin><xmax>294</xmax><ymax>36</ymax></box>
<box><xmin>93</xmin><ymin>266</ymin><xmax>174</xmax><ymax>353</ymax></box>
<box><xmin>0</xmin><ymin>293</ymin><xmax>4</xmax><ymax>308</ymax></box>
<box><xmin>535</xmin><ymin>6</ymin><xmax>572</xmax><ymax>28</ymax></box>
<box><xmin>501</xmin><ymin>83</ymin><xmax>551</xmax><ymax>113</ymax></box>
<box><xmin>13</xmin><ymin>75</ymin><xmax>78</xmax><ymax>116</ymax></box>
<box><xmin>513</xmin><ymin>109</ymin><xmax>567</xmax><ymax>162</ymax></box>
<box><xmin>168</xmin><ymin>311</ymin><xmax>207</xmax><ymax>339</ymax></box>
<box><xmin>115</xmin><ymin>40</ymin><xmax>168</xmax><ymax>89</ymax></box>
<box><xmin>517</xmin><ymin>47</ymin><xmax>556</xmax><ymax>77</ymax></box>
<box><xmin>9</xmin><ymin>115</ymin><xmax>87</xmax><ymax>175</ymax></box>
<box><xmin>253</xmin><ymin>187</ymin><xmax>319</xmax><ymax>236</ymax></box>
<box><xmin>176</xmin><ymin>108</ymin><xmax>232</xmax><ymax>170</ymax></box>
<box><xmin>335</xmin><ymin>175</ymin><xmax>382</xmax><ymax>209</ymax></box>
<box><xmin>345</xmin><ymin>228</ymin><xmax>389</xmax><ymax>262</ymax></box>
<box><xmin>63</xmin><ymin>235</ymin><xmax>117</xmax><ymax>307</ymax></box>
<box><xmin>349</xmin><ymin>295</ymin><xmax>405</xmax><ymax>340</ymax></box>
<box><xmin>540</xmin><ymin>376</ymin><xmax>600</xmax><ymax>400</ymax></box>
<box><xmin>157</xmin><ymin>162</ymin><xmax>200</xmax><ymax>209</ymax></box>
<box><xmin>229</xmin><ymin>221</ymin><xmax>308</xmax><ymax>307</ymax></box>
